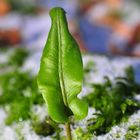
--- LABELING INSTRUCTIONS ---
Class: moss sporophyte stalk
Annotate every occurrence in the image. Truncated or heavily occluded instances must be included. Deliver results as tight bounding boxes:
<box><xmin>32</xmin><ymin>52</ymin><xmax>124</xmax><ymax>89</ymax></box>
<box><xmin>37</xmin><ymin>7</ymin><xmax>88</xmax><ymax>139</ymax></box>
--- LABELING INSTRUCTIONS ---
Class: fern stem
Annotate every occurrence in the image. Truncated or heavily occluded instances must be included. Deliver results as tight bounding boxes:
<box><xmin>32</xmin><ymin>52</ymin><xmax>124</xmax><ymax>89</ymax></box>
<box><xmin>65</xmin><ymin>122</ymin><xmax>72</xmax><ymax>140</ymax></box>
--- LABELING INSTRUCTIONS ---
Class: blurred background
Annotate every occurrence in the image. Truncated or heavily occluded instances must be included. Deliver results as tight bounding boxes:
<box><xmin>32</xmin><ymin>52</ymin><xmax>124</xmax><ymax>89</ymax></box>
<box><xmin>1</xmin><ymin>0</ymin><xmax>140</xmax><ymax>80</ymax></box>
<box><xmin>0</xmin><ymin>0</ymin><xmax>140</xmax><ymax>56</ymax></box>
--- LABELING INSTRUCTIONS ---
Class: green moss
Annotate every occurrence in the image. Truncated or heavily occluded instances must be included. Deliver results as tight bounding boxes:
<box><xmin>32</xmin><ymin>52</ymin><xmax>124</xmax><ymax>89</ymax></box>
<box><xmin>83</xmin><ymin>67</ymin><xmax>140</xmax><ymax>135</ymax></box>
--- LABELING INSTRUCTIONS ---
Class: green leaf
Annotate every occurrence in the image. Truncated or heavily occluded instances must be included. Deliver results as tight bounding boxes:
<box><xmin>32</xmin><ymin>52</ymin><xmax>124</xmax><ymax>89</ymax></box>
<box><xmin>37</xmin><ymin>7</ymin><xmax>88</xmax><ymax>123</ymax></box>
<box><xmin>121</xmin><ymin>103</ymin><xmax>127</xmax><ymax>114</ymax></box>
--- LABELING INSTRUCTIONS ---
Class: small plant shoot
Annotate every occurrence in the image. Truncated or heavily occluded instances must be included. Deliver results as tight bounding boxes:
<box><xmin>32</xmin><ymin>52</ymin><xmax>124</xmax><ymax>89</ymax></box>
<box><xmin>37</xmin><ymin>7</ymin><xmax>88</xmax><ymax>139</ymax></box>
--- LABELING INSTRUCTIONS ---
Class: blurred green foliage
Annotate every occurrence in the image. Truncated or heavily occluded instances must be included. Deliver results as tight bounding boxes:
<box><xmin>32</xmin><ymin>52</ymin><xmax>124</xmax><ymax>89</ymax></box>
<box><xmin>134</xmin><ymin>0</ymin><xmax>140</xmax><ymax>5</ymax></box>
<box><xmin>7</xmin><ymin>0</ymin><xmax>37</xmax><ymax>14</ymax></box>
<box><xmin>125</xmin><ymin>124</ymin><xmax>140</xmax><ymax>140</ymax></box>
<box><xmin>0</xmin><ymin>48</ymin><xmax>56</xmax><ymax>137</ymax></box>
<box><xmin>0</xmin><ymin>48</ymin><xmax>29</xmax><ymax>68</ymax></box>
<box><xmin>0</xmin><ymin>70</ymin><xmax>43</xmax><ymax>124</ymax></box>
<box><xmin>83</xmin><ymin>66</ymin><xmax>140</xmax><ymax>135</ymax></box>
<box><xmin>0</xmin><ymin>48</ymin><xmax>43</xmax><ymax>124</ymax></box>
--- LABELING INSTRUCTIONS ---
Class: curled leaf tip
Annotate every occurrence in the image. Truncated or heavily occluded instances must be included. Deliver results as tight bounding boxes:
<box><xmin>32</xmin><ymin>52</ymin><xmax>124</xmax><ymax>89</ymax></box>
<box><xmin>49</xmin><ymin>7</ymin><xmax>66</xmax><ymax>16</ymax></box>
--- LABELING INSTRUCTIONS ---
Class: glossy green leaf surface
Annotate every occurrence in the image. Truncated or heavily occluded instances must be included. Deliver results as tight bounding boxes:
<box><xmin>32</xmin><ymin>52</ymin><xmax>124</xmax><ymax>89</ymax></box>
<box><xmin>37</xmin><ymin>7</ymin><xmax>88</xmax><ymax>123</ymax></box>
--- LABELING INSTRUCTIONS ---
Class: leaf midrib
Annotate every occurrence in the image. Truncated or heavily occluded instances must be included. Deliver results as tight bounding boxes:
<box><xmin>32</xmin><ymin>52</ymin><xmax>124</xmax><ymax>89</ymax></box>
<box><xmin>57</xmin><ymin>11</ymin><xmax>68</xmax><ymax>107</ymax></box>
